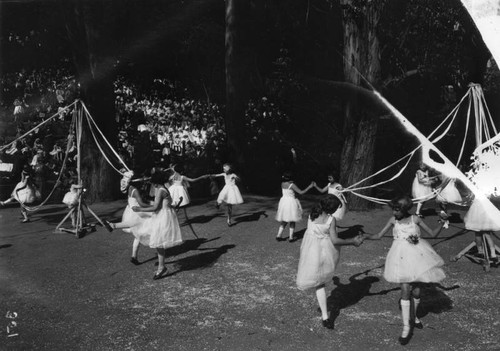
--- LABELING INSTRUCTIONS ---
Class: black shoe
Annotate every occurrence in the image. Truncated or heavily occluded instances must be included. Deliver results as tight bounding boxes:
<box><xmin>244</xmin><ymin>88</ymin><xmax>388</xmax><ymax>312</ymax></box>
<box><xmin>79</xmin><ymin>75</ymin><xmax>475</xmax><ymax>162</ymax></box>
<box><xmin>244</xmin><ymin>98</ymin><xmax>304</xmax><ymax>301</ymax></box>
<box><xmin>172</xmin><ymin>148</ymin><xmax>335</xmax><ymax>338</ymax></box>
<box><xmin>103</xmin><ymin>220</ymin><xmax>113</xmax><ymax>232</ymax></box>
<box><xmin>21</xmin><ymin>218</ymin><xmax>30</xmax><ymax>223</ymax></box>
<box><xmin>288</xmin><ymin>237</ymin><xmax>297</xmax><ymax>243</ymax></box>
<box><xmin>413</xmin><ymin>320</ymin><xmax>423</xmax><ymax>329</ymax></box>
<box><xmin>275</xmin><ymin>237</ymin><xmax>285</xmax><ymax>242</ymax></box>
<box><xmin>398</xmin><ymin>328</ymin><xmax>412</xmax><ymax>345</ymax></box>
<box><xmin>153</xmin><ymin>267</ymin><xmax>167</xmax><ymax>280</ymax></box>
<box><xmin>399</xmin><ymin>334</ymin><xmax>411</xmax><ymax>345</ymax></box>
<box><xmin>215</xmin><ymin>201</ymin><xmax>220</xmax><ymax>210</ymax></box>
<box><xmin>130</xmin><ymin>257</ymin><xmax>140</xmax><ymax>265</ymax></box>
<box><xmin>322</xmin><ymin>318</ymin><xmax>334</xmax><ymax>329</ymax></box>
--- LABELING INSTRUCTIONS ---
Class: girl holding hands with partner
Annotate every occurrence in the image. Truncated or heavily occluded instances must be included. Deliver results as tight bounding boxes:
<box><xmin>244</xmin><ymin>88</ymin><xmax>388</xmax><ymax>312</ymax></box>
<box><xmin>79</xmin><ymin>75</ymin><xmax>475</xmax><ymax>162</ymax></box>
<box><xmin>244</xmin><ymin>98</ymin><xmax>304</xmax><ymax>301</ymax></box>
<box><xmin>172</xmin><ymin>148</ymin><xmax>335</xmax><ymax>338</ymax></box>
<box><xmin>211</xmin><ymin>163</ymin><xmax>243</xmax><ymax>227</ymax></box>
<box><xmin>168</xmin><ymin>163</ymin><xmax>209</xmax><ymax>209</ymax></box>
<box><xmin>105</xmin><ymin>171</ymin><xmax>153</xmax><ymax>266</ymax></box>
<box><xmin>296</xmin><ymin>195</ymin><xmax>364</xmax><ymax>329</ymax></box>
<box><xmin>275</xmin><ymin>171</ymin><xmax>314</xmax><ymax>242</ymax></box>
<box><xmin>314</xmin><ymin>172</ymin><xmax>347</xmax><ymax>221</ymax></box>
<box><xmin>363</xmin><ymin>195</ymin><xmax>446</xmax><ymax>345</ymax></box>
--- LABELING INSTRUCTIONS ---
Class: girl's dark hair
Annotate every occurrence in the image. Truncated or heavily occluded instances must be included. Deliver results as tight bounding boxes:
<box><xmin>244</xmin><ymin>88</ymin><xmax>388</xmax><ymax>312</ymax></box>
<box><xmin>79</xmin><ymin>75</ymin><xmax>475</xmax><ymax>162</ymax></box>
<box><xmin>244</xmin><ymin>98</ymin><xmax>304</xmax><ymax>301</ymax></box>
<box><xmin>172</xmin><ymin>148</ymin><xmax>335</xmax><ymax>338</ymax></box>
<box><xmin>326</xmin><ymin>171</ymin><xmax>338</xmax><ymax>181</ymax></box>
<box><xmin>310</xmin><ymin>194</ymin><xmax>341</xmax><ymax>220</ymax></box>
<box><xmin>388</xmin><ymin>195</ymin><xmax>413</xmax><ymax>212</ymax></box>
<box><xmin>150</xmin><ymin>169</ymin><xmax>168</xmax><ymax>185</ymax></box>
<box><xmin>172</xmin><ymin>163</ymin><xmax>184</xmax><ymax>174</ymax></box>
<box><xmin>281</xmin><ymin>171</ymin><xmax>293</xmax><ymax>182</ymax></box>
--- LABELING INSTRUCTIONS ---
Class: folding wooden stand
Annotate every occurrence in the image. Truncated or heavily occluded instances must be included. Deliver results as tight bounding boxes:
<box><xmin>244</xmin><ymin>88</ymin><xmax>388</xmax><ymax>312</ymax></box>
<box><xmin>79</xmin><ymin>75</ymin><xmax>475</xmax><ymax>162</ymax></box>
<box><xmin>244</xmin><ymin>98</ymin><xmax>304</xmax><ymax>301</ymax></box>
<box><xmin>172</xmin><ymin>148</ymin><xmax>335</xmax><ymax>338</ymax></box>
<box><xmin>451</xmin><ymin>232</ymin><xmax>500</xmax><ymax>272</ymax></box>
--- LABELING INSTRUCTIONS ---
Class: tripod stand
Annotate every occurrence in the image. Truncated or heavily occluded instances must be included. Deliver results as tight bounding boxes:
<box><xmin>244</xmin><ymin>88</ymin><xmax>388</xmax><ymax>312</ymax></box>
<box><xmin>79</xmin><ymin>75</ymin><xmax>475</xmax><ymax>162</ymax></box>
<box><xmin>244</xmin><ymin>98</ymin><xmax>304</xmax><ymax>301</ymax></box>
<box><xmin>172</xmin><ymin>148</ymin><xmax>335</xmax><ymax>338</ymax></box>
<box><xmin>451</xmin><ymin>231</ymin><xmax>500</xmax><ymax>272</ymax></box>
<box><xmin>54</xmin><ymin>101</ymin><xmax>107</xmax><ymax>238</ymax></box>
<box><xmin>55</xmin><ymin>188</ymin><xmax>106</xmax><ymax>238</ymax></box>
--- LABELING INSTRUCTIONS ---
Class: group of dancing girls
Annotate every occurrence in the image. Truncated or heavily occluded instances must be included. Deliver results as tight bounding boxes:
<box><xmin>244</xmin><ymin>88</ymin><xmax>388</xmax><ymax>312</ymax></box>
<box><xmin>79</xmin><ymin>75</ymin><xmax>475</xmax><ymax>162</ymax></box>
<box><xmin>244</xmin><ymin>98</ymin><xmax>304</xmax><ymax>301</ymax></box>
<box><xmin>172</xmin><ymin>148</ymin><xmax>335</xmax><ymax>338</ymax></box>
<box><xmin>275</xmin><ymin>171</ymin><xmax>346</xmax><ymax>242</ymax></box>
<box><xmin>103</xmin><ymin>162</ymin><xmax>244</xmax><ymax>280</ymax></box>
<box><xmin>296</xmin><ymin>193</ymin><xmax>447</xmax><ymax>345</ymax></box>
<box><xmin>2</xmin><ymin>158</ymin><xmax>496</xmax><ymax>344</ymax></box>
<box><xmin>412</xmin><ymin>162</ymin><xmax>499</xmax><ymax>261</ymax></box>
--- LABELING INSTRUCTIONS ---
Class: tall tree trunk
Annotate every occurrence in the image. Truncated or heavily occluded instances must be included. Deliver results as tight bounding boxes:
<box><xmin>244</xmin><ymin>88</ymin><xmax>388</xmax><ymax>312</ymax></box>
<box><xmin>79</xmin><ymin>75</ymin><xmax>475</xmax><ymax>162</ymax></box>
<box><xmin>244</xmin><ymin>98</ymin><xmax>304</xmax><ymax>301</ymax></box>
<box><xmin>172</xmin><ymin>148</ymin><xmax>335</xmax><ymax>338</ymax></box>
<box><xmin>340</xmin><ymin>0</ymin><xmax>384</xmax><ymax>210</ymax></box>
<box><xmin>62</xmin><ymin>0</ymin><xmax>118</xmax><ymax>202</ymax></box>
<box><xmin>225</xmin><ymin>0</ymin><xmax>249</xmax><ymax>170</ymax></box>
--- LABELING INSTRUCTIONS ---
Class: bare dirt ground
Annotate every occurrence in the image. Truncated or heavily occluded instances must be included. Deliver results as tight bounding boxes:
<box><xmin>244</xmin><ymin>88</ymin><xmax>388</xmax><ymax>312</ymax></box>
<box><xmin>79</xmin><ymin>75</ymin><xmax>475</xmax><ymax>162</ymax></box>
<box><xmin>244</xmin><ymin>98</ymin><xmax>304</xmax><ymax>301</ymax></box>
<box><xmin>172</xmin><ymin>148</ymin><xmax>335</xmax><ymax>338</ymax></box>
<box><xmin>1</xmin><ymin>194</ymin><xmax>499</xmax><ymax>351</ymax></box>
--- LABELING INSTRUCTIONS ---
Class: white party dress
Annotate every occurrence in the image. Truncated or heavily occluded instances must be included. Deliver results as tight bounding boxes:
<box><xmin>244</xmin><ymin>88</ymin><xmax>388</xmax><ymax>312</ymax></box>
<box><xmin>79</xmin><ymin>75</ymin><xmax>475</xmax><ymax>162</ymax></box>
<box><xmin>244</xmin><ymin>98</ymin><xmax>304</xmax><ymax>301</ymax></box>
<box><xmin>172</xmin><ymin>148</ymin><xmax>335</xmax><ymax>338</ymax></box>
<box><xmin>384</xmin><ymin>215</ymin><xmax>445</xmax><ymax>283</ymax></box>
<box><xmin>275</xmin><ymin>183</ymin><xmax>303</xmax><ymax>222</ymax></box>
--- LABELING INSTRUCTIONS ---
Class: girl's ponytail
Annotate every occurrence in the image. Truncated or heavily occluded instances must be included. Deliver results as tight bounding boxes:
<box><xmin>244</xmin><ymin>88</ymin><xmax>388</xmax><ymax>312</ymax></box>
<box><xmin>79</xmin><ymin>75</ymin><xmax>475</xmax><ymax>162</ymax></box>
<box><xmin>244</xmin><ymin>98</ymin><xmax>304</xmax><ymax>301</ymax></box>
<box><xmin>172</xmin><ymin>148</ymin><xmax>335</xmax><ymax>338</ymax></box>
<box><xmin>310</xmin><ymin>203</ymin><xmax>323</xmax><ymax>220</ymax></box>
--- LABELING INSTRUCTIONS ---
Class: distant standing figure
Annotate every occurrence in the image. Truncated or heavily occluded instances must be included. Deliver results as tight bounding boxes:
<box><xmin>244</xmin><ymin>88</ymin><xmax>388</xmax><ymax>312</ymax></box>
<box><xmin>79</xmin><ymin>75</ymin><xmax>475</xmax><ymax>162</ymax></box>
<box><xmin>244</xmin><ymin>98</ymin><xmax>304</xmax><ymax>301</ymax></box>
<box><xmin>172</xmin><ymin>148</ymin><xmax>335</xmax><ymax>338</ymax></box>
<box><xmin>0</xmin><ymin>165</ymin><xmax>36</xmax><ymax>223</ymax></box>
<box><xmin>212</xmin><ymin>163</ymin><xmax>243</xmax><ymax>227</ymax></box>
<box><xmin>411</xmin><ymin>163</ymin><xmax>434</xmax><ymax>217</ymax></box>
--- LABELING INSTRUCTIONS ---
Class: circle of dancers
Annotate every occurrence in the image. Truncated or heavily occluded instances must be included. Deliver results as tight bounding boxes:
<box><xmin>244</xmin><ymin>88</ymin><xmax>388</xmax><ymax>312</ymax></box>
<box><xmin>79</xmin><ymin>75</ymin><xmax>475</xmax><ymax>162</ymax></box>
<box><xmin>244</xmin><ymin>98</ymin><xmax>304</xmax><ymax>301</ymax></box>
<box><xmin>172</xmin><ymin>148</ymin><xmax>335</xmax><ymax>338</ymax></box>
<box><xmin>2</xmin><ymin>160</ymin><xmax>499</xmax><ymax>346</ymax></box>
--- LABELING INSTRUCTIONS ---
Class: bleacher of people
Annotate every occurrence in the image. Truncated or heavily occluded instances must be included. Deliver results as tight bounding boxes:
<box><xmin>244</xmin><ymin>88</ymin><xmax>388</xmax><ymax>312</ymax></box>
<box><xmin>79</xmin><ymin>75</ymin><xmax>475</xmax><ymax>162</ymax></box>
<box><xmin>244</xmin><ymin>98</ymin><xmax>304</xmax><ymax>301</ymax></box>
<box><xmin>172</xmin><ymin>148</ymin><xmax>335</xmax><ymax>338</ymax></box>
<box><xmin>0</xmin><ymin>68</ymin><xmax>227</xmax><ymax>200</ymax></box>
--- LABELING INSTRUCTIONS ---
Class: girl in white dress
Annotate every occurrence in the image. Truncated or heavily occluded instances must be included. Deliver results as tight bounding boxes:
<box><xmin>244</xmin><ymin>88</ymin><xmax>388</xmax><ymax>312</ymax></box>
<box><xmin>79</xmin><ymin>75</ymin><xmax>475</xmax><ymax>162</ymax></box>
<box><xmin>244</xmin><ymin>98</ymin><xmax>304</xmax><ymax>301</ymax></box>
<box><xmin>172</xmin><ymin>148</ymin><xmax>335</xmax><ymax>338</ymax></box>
<box><xmin>411</xmin><ymin>163</ymin><xmax>435</xmax><ymax>217</ymax></box>
<box><xmin>463</xmin><ymin>196</ymin><xmax>500</xmax><ymax>262</ymax></box>
<box><xmin>314</xmin><ymin>172</ymin><xmax>347</xmax><ymax>221</ymax></box>
<box><xmin>108</xmin><ymin>170</ymin><xmax>183</xmax><ymax>280</ymax></box>
<box><xmin>105</xmin><ymin>171</ymin><xmax>153</xmax><ymax>265</ymax></box>
<box><xmin>275</xmin><ymin>171</ymin><xmax>314</xmax><ymax>242</ymax></box>
<box><xmin>364</xmin><ymin>195</ymin><xmax>446</xmax><ymax>345</ymax></box>
<box><xmin>0</xmin><ymin>166</ymin><xmax>36</xmax><ymax>223</ymax></box>
<box><xmin>212</xmin><ymin>163</ymin><xmax>243</xmax><ymax>226</ymax></box>
<box><xmin>62</xmin><ymin>183</ymin><xmax>84</xmax><ymax>228</ymax></box>
<box><xmin>168</xmin><ymin>163</ymin><xmax>209</xmax><ymax>208</ymax></box>
<box><xmin>296</xmin><ymin>195</ymin><xmax>364</xmax><ymax>329</ymax></box>
<box><xmin>434</xmin><ymin>173</ymin><xmax>462</xmax><ymax>227</ymax></box>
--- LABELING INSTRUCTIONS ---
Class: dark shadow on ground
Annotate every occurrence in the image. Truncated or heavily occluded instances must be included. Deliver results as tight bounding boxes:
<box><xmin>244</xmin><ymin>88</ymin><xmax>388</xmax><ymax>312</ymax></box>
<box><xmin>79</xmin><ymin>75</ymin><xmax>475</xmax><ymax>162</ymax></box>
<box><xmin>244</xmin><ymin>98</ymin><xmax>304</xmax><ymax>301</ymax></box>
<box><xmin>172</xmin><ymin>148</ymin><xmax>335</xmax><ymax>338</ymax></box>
<box><xmin>433</xmin><ymin>228</ymin><xmax>469</xmax><ymax>247</ymax></box>
<box><xmin>292</xmin><ymin>228</ymin><xmax>306</xmax><ymax>240</ymax></box>
<box><xmin>327</xmin><ymin>267</ymin><xmax>400</xmax><ymax>328</ymax></box>
<box><xmin>233</xmin><ymin>211</ymin><xmax>268</xmax><ymax>225</ymax></box>
<box><xmin>417</xmin><ymin>283</ymin><xmax>457</xmax><ymax>319</ymax></box>
<box><xmin>142</xmin><ymin>237</ymin><xmax>221</xmax><ymax>266</ymax></box>
<box><xmin>0</xmin><ymin>244</ymin><xmax>12</xmax><ymax>249</ymax></box>
<box><xmin>338</xmin><ymin>224</ymin><xmax>365</xmax><ymax>239</ymax></box>
<box><xmin>157</xmin><ymin>244</ymin><xmax>236</xmax><ymax>279</ymax></box>
<box><xmin>421</xmin><ymin>208</ymin><xmax>438</xmax><ymax>217</ymax></box>
<box><xmin>447</xmin><ymin>212</ymin><xmax>463</xmax><ymax>223</ymax></box>
<box><xmin>185</xmin><ymin>213</ymin><xmax>223</xmax><ymax>225</ymax></box>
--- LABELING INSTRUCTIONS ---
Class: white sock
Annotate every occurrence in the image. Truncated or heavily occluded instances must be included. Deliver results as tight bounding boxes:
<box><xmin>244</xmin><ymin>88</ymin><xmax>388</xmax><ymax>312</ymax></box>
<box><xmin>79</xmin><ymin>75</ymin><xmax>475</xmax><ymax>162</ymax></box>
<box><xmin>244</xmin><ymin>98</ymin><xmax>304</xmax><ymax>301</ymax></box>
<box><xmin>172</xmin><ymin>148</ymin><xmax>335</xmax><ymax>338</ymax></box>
<box><xmin>277</xmin><ymin>226</ymin><xmax>284</xmax><ymax>237</ymax></box>
<box><xmin>413</xmin><ymin>298</ymin><xmax>421</xmax><ymax>323</ymax></box>
<box><xmin>401</xmin><ymin>299</ymin><xmax>411</xmax><ymax>337</ymax></box>
<box><xmin>289</xmin><ymin>228</ymin><xmax>294</xmax><ymax>239</ymax></box>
